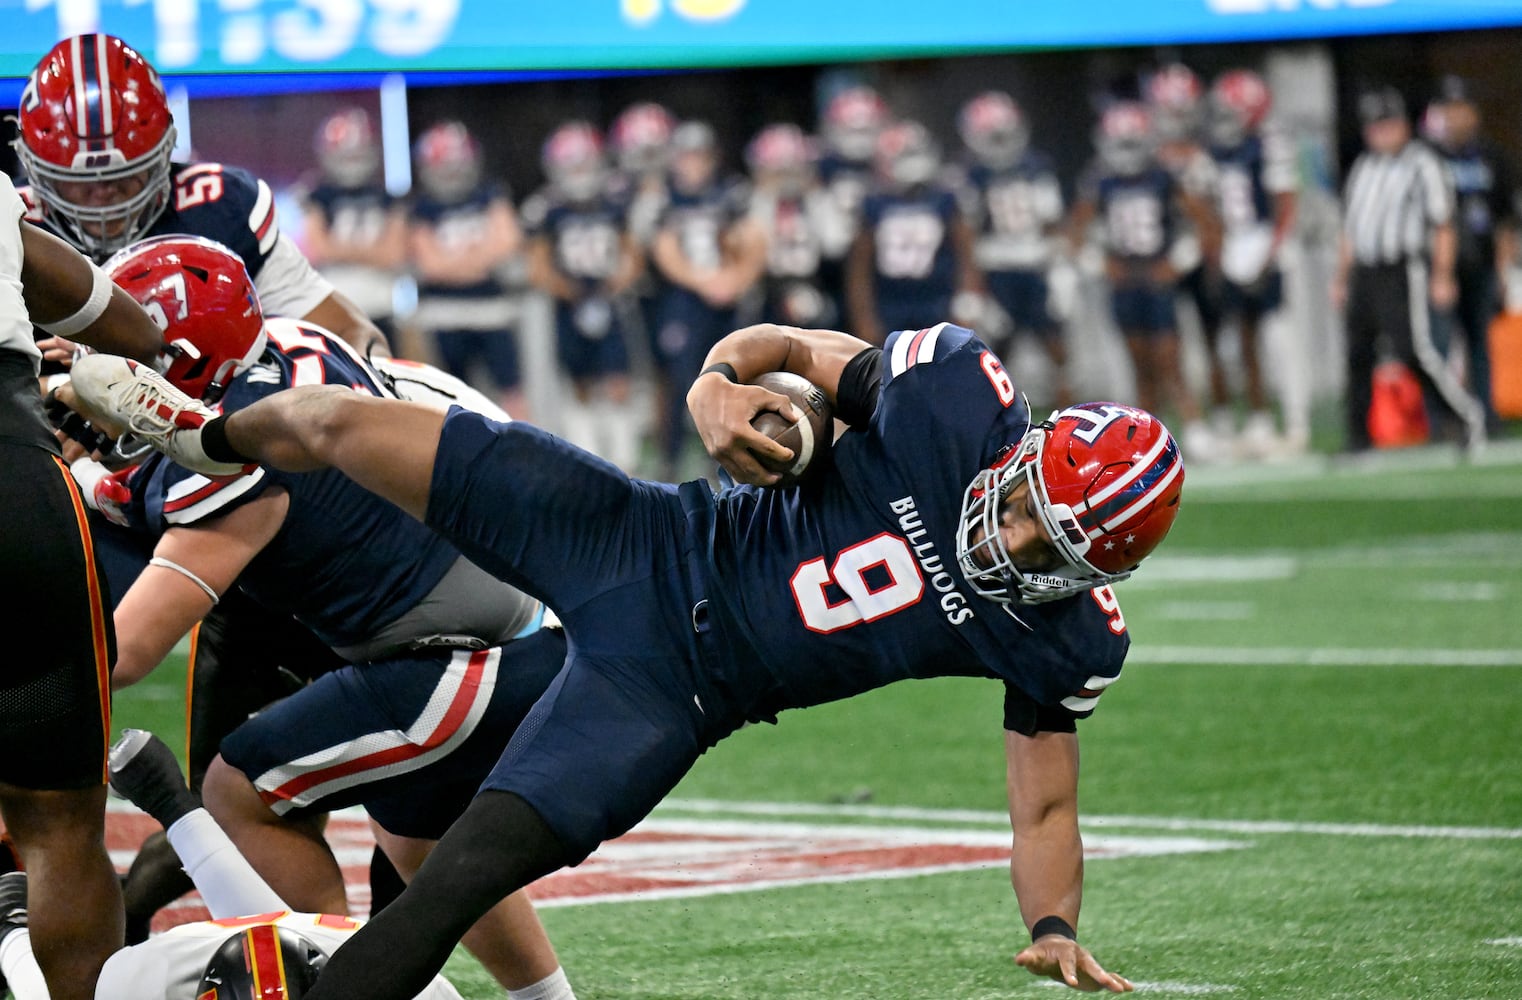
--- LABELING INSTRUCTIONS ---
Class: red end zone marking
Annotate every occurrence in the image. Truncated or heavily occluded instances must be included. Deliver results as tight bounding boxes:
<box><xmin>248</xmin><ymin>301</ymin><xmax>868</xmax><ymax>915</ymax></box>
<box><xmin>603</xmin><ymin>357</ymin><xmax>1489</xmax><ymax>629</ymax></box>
<box><xmin>107</xmin><ymin>805</ymin><xmax>1237</xmax><ymax>931</ymax></box>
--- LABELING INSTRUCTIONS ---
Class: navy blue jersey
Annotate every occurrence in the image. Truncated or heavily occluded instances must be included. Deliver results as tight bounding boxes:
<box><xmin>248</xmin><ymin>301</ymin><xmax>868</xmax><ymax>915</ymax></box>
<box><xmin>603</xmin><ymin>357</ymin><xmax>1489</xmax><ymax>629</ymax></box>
<box><xmin>860</xmin><ymin>185</ymin><xmax>962</xmax><ymax>311</ymax></box>
<box><xmin>818</xmin><ymin>155</ymin><xmax>874</xmax><ymax>240</ymax></box>
<box><xmin>1211</xmin><ymin>135</ymin><xmax>1284</xmax><ymax>232</ymax></box>
<box><xmin>961</xmin><ymin>152</ymin><xmax>1064</xmax><ymax>271</ymax></box>
<box><xmin>1080</xmin><ymin>164</ymin><xmax>1179</xmax><ymax>262</ymax></box>
<box><xmin>303</xmin><ymin>181</ymin><xmax>399</xmax><ymax>246</ymax></box>
<box><xmin>25</xmin><ymin>161</ymin><xmax>277</xmax><ymax>271</ymax></box>
<box><xmin>528</xmin><ymin>192</ymin><xmax>629</xmax><ymax>288</ymax></box>
<box><xmin>702</xmin><ymin>323</ymin><xmax>1130</xmax><ymax>719</ymax></box>
<box><xmin>409</xmin><ymin>183</ymin><xmax>510</xmax><ymax>299</ymax></box>
<box><xmin>752</xmin><ymin>189</ymin><xmax>830</xmax><ymax>280</ymax></box>
<box><xmin>656</xmin><ymin>177</ymin><xmax>747</xmax><ymax>272</ymax></box>
<box><xmin>1440</xmin><ymin>140</ymin><xmax>1516</xmax><ymax>267</ymax></box>
<box><xmin>124</xmin><ymin>320</ymin><xmax>461</xmax><ymax>649</ymax></box>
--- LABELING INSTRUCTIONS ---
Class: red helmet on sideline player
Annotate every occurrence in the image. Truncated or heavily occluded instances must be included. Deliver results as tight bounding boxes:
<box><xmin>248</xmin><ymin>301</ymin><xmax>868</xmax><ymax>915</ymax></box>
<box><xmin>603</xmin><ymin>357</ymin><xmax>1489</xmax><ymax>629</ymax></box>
<box><xmin>958</xmin><ymin>91</ymin><xmax>1030</xmax><ymax>170</ymax></box>
<box><xmin>102</xmin><ymin>235</ymin><xmax>267</xmax><ymax>402</ymax></box>
<box><xmin>13</xmin><ymin>33</ymin><xmax>177</xmax><ymax>258</ymax></box>
<box><xmin>958</xmin><ymin>403</ymin><xmax>1184</xmax><ymax>604</ymax></box>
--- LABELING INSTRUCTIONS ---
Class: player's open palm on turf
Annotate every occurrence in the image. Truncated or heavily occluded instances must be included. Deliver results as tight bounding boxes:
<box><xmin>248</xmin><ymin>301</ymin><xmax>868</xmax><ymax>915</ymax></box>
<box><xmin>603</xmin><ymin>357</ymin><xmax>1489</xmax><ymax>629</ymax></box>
<box><xmin>1015</xmin><ymin>936</ymin><xmax>1134</xmax><ymax>992</ymax></box>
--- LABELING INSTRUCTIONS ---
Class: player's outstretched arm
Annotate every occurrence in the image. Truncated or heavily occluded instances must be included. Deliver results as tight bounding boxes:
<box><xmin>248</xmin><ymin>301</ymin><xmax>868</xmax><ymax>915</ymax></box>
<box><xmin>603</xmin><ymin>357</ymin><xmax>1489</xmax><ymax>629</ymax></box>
<box><xmin>687</xmin><ymin>322</ymin><xmax>868</xmax><ymax>485</ymax></box>
<box><xmin>19</xmin><ymin>222</ymin><xmax>160</xmax><ymax>363</ymax></box>
<box><xmin>1005</xmin><ymin>728</ymin><xmax>1133</xmax><ymax>993</ymax></box>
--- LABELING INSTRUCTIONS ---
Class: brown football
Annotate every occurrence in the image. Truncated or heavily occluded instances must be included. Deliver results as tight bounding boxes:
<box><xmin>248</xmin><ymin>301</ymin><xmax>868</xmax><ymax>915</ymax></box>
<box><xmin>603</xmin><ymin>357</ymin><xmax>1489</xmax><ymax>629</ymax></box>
<box><xmin>748</xmin><ymin>372</ymin><xmax>834</xmax><ymax>488</ymax></box>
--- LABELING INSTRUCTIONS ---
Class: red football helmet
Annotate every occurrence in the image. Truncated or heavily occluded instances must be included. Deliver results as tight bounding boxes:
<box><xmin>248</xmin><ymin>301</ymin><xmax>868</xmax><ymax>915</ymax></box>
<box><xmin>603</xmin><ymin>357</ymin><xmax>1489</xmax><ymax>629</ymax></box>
<box><xmin>958</xmin><ymin>91</ymin><xmax>1030</xmax><ymax>170</ymax></box>
<box><xmin>1207</xmin><ymin>70</ymin><xmax>1272</xmax><ymax>148</ymax></box>
<box><xmin>823</xmin><ymin>85</ymin><xmax>889</xmax><ymax>162</ymax></box>
<box><xmin>1095</xmin><ymin>101</ymin><xmax>1154</xmax><ymax>176</ymax></box>
<box><xmin>746</xmin><ymin>123</ymin><xmax>812</xmax><ymax>174</ymax></box>
<box><xmin>609</xmin><ymin>101</ymin><xmax>675</xmax><ymax>176</ymax></box>
<box><xmin>315</xmin><ymin>107</ymin><xmax>380</xmax><ymax>188</ymax></box>
<box><xmin>13</xmin><ymin>33</ymin><xmax>177</xmax><ymax>259</ymax></box>
<box><xmin>875</xmin><ymin>120</ymin><xmax>941</xmax><ymax>188</ymax></box>
<box><xmin>102</xmin><ymin>235</ymin><xmax>266</xmax><ymax>402</ymax></box>
<box><xmin>542</xmin><ymin>120</ymin><xmax>607</xmax><ymax>202</ymax></box>
<box><xmin>1144</xmin><ymin>62</ymin><xmax>1204</xmax><ymax>142</ymax></box>
<box><xmin>958</xmin><ymin>403</ymin><xmax>1184</xmax><ymax>604</ymax></box>
<box><xmin>196</xmin><ymin>925</ymin><xmax>327</xmax><ymax>1000</ymax></box>
<box><xmin>413</xmin><ymin>121</ymin><xmax>482</xmax><ymax>203</ymax></box>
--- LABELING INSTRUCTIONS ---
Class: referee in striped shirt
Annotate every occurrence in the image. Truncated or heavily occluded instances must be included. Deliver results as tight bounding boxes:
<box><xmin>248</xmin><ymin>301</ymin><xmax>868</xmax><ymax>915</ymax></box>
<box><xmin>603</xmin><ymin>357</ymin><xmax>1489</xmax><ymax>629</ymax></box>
<box><xmin>1334</xmin><ymin>85</ymin><xmax>1486</xmax><ymax>453</ymax></box>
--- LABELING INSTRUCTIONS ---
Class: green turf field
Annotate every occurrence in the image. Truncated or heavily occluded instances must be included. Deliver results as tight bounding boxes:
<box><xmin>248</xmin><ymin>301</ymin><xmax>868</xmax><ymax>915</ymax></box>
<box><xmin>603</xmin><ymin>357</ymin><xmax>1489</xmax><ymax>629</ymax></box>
<box><xmin>111</xmin><ymin>445</ymin><xmax>1522</xmax><ymax>999</ymax></box>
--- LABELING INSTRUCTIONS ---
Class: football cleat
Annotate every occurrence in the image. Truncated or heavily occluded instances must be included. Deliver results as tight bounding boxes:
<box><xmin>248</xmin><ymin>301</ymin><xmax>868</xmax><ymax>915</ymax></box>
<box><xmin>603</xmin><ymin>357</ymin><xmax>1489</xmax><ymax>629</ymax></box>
<box><xmin>109</xmin><ymin>729</ymin><xmax>200</xmax><ymax>828</ymax></box>
<box><xmin>68</xmin><ymin>354</ymin><xmax>254</xmax><ymax>478</ymax></box>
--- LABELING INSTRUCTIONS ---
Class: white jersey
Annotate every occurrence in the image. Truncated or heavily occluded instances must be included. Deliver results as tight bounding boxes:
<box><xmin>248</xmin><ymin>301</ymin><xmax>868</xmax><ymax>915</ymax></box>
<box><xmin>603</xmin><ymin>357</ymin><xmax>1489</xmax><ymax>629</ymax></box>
<box><xmin>372</xmin><ymin>355</ymin><xmax>511</xmax><ymax>421</ymax></box>
<box><xmin>94</xmin><ymin>910</ymin><xmax>463</xmax><ymax>1000</ymax></box>
<box><xmin>0</xmin><ymin>174</ymin><xmax>40</xmax><ymax>372</ymax></box>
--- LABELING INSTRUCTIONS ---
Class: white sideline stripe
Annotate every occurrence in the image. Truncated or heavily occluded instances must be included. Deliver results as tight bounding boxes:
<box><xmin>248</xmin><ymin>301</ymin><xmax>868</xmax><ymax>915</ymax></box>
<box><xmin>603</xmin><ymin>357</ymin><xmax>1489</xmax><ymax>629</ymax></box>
<box><xmin>1041</xmin><ymin>982</ymin><xmax>1237</xmax><ymax>995</ymax></box>
<box><xmin>533</xmin><ymin>861</ymin><xmax>1004</xmax><ymax>909</ymax></box>
<box><xmin>1127</xmin><ymin>646</ymin><xmax>1522</xmax><ymax>667</ymax></box>
<box><xmin>658</xmin><ymin>799</ymin><xmax>1522</xmax><ymax>840</ymax></box>
<box><xmin>1485</xmin><ymin>937</ymin><xmax>1522</xmax><ymax>947</ymax></box>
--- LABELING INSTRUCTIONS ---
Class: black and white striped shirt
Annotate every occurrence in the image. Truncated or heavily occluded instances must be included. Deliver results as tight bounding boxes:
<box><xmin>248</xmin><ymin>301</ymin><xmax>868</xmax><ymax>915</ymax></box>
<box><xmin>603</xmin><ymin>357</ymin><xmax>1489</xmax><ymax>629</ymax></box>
<box><xmin>1343</xmin><ymin>140</ymin><xmax>1454</xmax><ymax>265</ymax></box>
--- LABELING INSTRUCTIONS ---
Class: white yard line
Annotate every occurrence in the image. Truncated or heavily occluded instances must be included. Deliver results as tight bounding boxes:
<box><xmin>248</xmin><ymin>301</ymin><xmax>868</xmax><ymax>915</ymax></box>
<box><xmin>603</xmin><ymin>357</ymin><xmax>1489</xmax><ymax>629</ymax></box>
<box><xmin>658</xmin><ymin>799</ymin><xmax>1522</xmax><ymax>839</ymax></box>
<box><xmin>1125</xmin><ymin>646</ymin><xmax>1522</xmax><ymax>667</ymax></box>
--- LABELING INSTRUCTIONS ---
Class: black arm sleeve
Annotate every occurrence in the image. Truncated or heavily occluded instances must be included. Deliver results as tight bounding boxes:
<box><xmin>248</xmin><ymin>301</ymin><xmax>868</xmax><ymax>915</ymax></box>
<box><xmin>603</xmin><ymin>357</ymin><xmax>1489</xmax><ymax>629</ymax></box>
<box><xmin>1003</xmin><ymin>682</ymin><xmax>1078</xmax><ymax>737</ymax></box>
<box><xmin>834</xmin><ymin>347</ymin><xmax>884</xmax><ymax>430</ymax></box>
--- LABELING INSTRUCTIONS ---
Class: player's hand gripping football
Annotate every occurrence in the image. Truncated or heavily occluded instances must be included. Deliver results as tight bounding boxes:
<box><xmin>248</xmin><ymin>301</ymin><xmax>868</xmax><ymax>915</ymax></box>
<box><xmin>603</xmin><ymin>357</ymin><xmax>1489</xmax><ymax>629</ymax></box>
<box><xmin>1014</xmin><ymin>934</ymin><xmax>1134</xmax><ymax>992</ymax></box>
<box><xmin>687</xmin><ymin>371</ymin><xmax>797</xmax><ymax>487</ymax></box>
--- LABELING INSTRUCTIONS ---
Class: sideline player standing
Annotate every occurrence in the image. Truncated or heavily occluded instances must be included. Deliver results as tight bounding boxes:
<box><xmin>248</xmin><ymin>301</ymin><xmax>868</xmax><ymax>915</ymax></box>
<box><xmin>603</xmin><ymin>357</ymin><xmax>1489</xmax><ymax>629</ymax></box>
<box><xmin>67</xmin><ymin>314</ymin><xmax>1184</xmax><ymax>997</ymax></box>
<box><xmin>0</xmin><ymin>172</ymin><xmax>160</xmax><ymax>1000</ymax></box>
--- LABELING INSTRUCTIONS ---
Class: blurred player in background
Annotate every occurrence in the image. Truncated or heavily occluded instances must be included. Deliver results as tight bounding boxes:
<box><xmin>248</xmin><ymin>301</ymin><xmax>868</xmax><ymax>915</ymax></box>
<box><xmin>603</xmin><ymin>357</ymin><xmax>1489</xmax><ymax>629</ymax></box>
<box><xmin>848</xmin><ymin>119</ymin><xmax>983</xmax><ymax>344</ymax></box>
<box><xmin>1204</xmin><ymin>69</ymin><xmax>1299</xmax><ymax>457</ymax></box>
<box><xmin>524</xmin><ymin>121</ymin><xmax>645</xmax><ymax>471</ymax></box>
<box><xmin>1144</xmin><ymin>65</ymin><xmax>1225</xmax><ymax>453</ymax></box>
<box><xmin>407</xmin><ymin>121</ymin><xmax>527</xmax><ymax>419</ymax></box>
<box><xmin>1424</xmin><ymin>75</ymin><xmax>1516</xmax><ymax>434</ymax></box>
<box><xmin>815</xmin><ymin>85</ymin><xmax>891</xmax><ymax>322</ymax></box>
<box><xmin>0</xmin><ymin>172</ymin><xmax>161</xmax><ymax>1000</ymax></box>
<box><xmin>68</xmin><ymin>313</ymin><xmax>1188</xmax><ymax>998</ymax></box>
<box><xmin>954</xmin><ymin>90</ymin><xmax>1071</xmax><ymax>408</ymax></box>
<box><xmin>300</xmin><ymin>108</ymin><xmax>406</xmax><ymax>354</ymax></box>
<box><xmin>743</xmin><ymin>122</ymin><xmax>840</xmax><ymax>329</ymax></box>
<box><xmin>1068</xmin><ymin>100</ymin><xmax>1214</xmax><ymax>460</ymax></box>
<box><xmin>649</xmin><ymin>120</ymin><xmax>766</xmax><ymax>479</ymax></box>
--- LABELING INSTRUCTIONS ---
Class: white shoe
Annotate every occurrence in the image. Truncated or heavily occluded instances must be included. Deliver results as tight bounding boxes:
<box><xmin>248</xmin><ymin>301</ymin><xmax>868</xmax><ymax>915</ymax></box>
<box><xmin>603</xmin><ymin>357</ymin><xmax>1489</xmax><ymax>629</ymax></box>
<box><xmin>69</xmin><ymin>355</ymin><xmax>253</xmax><ymax>477</ymax></box>
<box><xmin>1181</xmin><ymin>421</ymin><xmax>1222</xmax><ymax>464</ymax></box>
<box><xmin>1239</xmin><ymin>410</ymin><xmax>1280</xmax><ymax>459</ymax></box>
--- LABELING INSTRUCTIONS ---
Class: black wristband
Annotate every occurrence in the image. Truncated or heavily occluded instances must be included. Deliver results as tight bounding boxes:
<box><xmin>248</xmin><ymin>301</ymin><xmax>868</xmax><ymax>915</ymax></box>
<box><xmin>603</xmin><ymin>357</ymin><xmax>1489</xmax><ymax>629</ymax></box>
<box><xmin>1030</xmin><ymin>915</ymin><xmax>1077</xmax><ymax>942</ymax></box>
<box><xmin>198</xmin><ymin>415</ymin><xmax>254</xmax><ymax>464</ymax></box>
<box><xmin>699</xmin><ymin>362</ymin><xmax>738</xmax><ymax>383</ymax></box>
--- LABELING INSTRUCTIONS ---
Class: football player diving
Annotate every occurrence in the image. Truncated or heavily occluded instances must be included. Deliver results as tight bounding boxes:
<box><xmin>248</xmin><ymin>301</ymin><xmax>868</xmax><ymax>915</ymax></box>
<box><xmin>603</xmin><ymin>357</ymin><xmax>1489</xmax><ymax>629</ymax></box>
<box><xmin>63</xmin><ymin>313</ymin><xmax>1185</xmax><ymax>996</ymax></box>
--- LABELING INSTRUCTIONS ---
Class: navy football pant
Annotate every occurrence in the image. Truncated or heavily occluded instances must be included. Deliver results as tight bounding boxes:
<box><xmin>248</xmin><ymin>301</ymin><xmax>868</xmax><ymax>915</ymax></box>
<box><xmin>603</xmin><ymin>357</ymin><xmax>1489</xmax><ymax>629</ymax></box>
<box><xmin>424</xmin><ymin>412</ymin><xmax>747</xmax><ymax>860</ymax></box>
